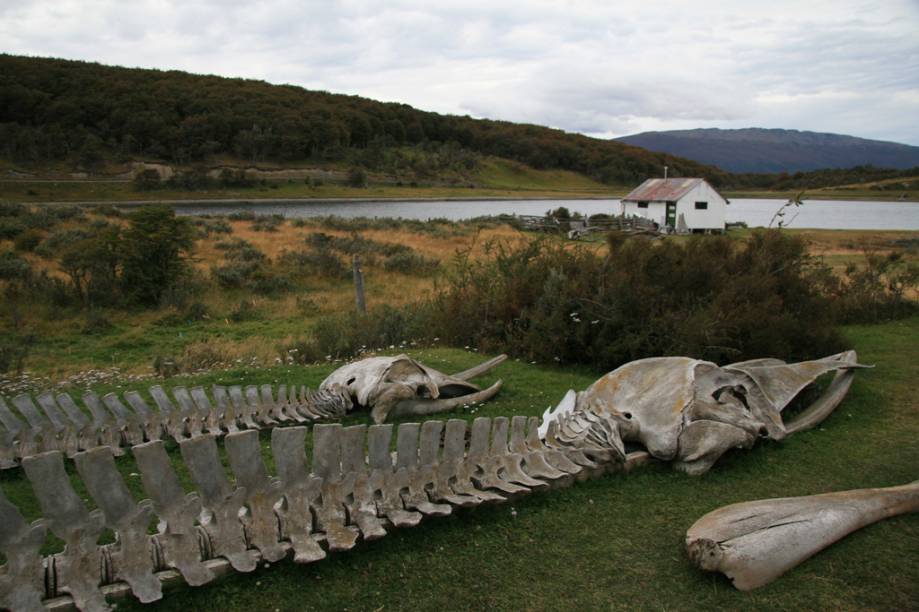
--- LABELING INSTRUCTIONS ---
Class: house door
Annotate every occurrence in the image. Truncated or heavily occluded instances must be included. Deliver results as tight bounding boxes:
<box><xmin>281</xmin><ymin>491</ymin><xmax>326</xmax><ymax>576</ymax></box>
<box><xmin>665</xmin><ymin>202</ymin><xmax>677</xmax><ymax>228</ymax></box>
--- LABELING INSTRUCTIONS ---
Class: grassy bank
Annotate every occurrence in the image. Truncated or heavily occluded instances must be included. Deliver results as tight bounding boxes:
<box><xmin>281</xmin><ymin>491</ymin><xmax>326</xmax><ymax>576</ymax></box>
<box><xmin>724</xmin><ymin>187</ymin><xmax>919</xmax><ymax>202</ymax></box>
<box><xmin>0</xmin><ymin>158</ymin><xmax>620</xmax><ymax>203</ymax></box>
<box><xmin>0</xmin><ymin>317</ymin><xmax>916</xmax><ymax>610</ymax></box>
<box><xmin>6</xmin><ymin>181</ymin><xmax>919</xmax><ymax>204</ymax></box>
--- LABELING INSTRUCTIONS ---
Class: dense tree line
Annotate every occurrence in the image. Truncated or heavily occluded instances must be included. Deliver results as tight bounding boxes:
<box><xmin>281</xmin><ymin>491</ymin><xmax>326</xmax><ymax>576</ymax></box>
<box><xmin>2</xmin><ymin>55</ymin><xmax>914</xmax><ymax>189</ymax></box>
<box><xmin>0</xmin><ymin>55</ymin><xmax>717</xmax><ymax>185</ymax></box>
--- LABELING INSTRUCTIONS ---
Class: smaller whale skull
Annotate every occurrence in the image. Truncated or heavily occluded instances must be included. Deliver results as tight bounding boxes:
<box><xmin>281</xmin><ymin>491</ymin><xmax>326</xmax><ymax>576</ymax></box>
<box><xmin>319</xmin><ymin>354</ymin><xmax>506</xmax><ymax>423</ymax></box>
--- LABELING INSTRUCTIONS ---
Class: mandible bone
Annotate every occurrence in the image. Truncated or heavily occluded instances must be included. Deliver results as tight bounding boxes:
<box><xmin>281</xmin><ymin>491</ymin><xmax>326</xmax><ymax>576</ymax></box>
<box><xmin>686</xmin><ymin>480</ymin><xmax>919</xmax><ymax>590</ymax></box>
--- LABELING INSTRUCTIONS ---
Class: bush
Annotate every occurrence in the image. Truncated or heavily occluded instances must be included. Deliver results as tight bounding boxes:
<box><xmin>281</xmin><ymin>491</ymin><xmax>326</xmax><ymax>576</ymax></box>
<box><xmin>13</xmin><ymin>228</ymin><xmax>42</xmax><ymax>252</ymax></box>
<box><xmin>0</xmin><ymin>202</ymin><xmax>26</xmax><ymax>217</ymax></box>
<box><xmin>252</xmin><ymin>215</ymin><xmax>284</xmax><ymax>232</ymax></box>
<box><xmin>230</xmin><ymin>299</ymin><xmax>259</xmax><ymax>322</ymax></box>
<box><xmin>0</xmin><ymin>249</ymin><xmax>32</xmax><ymax>281</ymax></box>
<box><xmin>218</xmin><ymin>168</ymin><xmax>254</xmax><ymax>188</ymax></box>
<box><xmin>167</xmin><ymin>168</ymin><xmax>214</xmax><ymax>190</ymax></box>
<box><xmin>305</xmin><ymin>231</ymin><xmax>411</xmax><ymax>258</ymax></box>
<box><xmin>284</xmin><ymin>304</ymin><xmax>425</xmax><ymax>362</ymax></box>
<box><xmin>185</xmin><ymin>301</ymin><xmax>210</xmax><ymax>321</ymax></box>
<box><xmin>210</xmin><ymin>239</ymin><xmax>288</xmax><ymax>293</ymax></box>
<box><xmin>0</xmin><ymin>219</ymin><xmax>25</xmax><ymax>240</ymax></box>
<box><xmin>193</xmin><ymin>218</ymin><xmax>233</xmax><ymax>237</ymax></box>
<box><xmin>347</xmin><ymin>167</ymin><xmax>368</xmax><ymax>187</ymax></box>
<box><xmin>81</xmin><ymin>310</ymin><xmax>114</xmax><ymax>335</ymax></box>
<box><xmin>95</xmin><ymin>204</ymin><xmax>124</xmax><ymax>218</ymax></box>
<box><xmin>831</xmin><ymin>250</ymin><xmax>919</xmax><ymax>323</ymax></box>
<box><xmin>0</xmin><ymin>333</ymin><xmax>33</xmax><ymax>374</ymax></box>
<box><xmin>35</xmin><ymin>228</ymin><xmax>92</xmax><ymax>258</ymax></box>
<box><xmin>413</xmin><ymin>231</ymin><xmax>844</xmax><ymax>369</ymax></box>
<box><xmin>133</xmin><ymin>169</ymin><xmax>162</xmax><ymax>191</ymax></box>
<box><xmin>383</xmin><ymin>250</ymin><xmax>440</xmax><ymax>275</ymax></box>
<box><xmin>279</xmin><ymin>248</ymin><xmax>348</xmax><ymax>279</ymax></box>
<box><xmin>212</xmin><ymin>259</ymin><xmax>262</xmax><ymax>288</ymax></box>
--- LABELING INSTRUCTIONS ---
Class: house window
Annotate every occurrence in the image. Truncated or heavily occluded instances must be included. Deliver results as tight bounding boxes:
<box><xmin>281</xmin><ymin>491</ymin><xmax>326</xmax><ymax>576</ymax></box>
<box><xmin>637</xmin><ymin>202</ymin><xmax>649</xmax><ymax>209</ymax></box>
<box><xmin>695</xmin><ymin>201</ymin><xmax>708</xmax><ymax>210</ymax></box>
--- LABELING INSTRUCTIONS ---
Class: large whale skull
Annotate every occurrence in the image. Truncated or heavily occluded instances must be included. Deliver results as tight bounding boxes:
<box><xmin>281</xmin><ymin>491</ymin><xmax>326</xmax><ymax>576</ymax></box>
<box><xmin>319</xmin><ymin>354</ymin><xmax>506</xmax><ymax>423</ymax></box>
<box><xmin>540</xmin><ymin>351</ymin><xmax>866</xmax><ymax>475</ymax></box>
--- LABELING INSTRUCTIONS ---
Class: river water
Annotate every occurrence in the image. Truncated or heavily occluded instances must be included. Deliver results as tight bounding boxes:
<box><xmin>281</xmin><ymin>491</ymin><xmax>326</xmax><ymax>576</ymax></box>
<box><xmin>174</xmin><ymin>198</ymin><xmax>919</xmax><ymax>230</ymax></box>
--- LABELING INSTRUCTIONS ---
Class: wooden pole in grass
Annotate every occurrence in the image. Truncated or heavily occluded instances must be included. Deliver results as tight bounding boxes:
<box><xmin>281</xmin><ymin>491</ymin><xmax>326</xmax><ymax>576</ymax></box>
<box><xmin>353</xmin><ymin>254</ymin><xmax>366</xmax><ymax>313</ymax></box>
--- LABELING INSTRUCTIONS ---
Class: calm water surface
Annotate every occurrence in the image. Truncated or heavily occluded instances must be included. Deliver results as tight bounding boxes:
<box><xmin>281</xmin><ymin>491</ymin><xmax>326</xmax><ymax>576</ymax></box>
<box><xmin>175</xmin><ymin>198</ymin><xmax>919</xmax><ymax>230</ymax></box>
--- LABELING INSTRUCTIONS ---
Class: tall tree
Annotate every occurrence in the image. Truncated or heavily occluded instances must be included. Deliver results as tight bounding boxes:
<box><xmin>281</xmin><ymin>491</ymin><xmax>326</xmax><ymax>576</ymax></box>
<box><xmin>120</xmin><ymin>206</ymin><xmax>195</xmax><ymax>305</ymax></box>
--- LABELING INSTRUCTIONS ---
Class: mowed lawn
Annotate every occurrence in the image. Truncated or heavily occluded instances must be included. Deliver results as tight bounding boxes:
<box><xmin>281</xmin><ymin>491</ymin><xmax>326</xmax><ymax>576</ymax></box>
<box><xmin>1</xmin><ymin>317</ymin><xmax>917</xmax><ymax>611</ymax></box>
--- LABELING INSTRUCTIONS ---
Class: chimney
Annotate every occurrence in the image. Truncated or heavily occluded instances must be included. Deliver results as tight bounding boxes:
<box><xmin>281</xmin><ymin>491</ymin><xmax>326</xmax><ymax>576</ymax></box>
<box><xmin>664</xmin><ymin>165</ymin><xmax>669</xmax><ymax>179</ymax></box>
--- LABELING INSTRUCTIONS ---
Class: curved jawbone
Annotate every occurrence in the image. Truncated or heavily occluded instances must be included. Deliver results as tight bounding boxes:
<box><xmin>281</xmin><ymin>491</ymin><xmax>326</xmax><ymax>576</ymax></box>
<box><xmin>686</xmin><ymin>480</ymin><xmax>919</xmax><ymax>590</ymax></box>
<box><xmin>319</xmin><ymin>354</ymin><xmax>507</xmax><ymax>423</ymax></box>
<box><xmin>540</xmin><ymin>351</ymin><xmax>867</xmax><ymax>475</ymax></box>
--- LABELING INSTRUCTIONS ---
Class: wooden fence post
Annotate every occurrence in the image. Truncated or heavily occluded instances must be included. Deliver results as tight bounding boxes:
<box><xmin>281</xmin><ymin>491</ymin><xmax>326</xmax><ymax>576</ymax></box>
<box><xmin>352</xmin><ymin>255</ymin><xmax>366</xmax><ymax>313</ymax></box>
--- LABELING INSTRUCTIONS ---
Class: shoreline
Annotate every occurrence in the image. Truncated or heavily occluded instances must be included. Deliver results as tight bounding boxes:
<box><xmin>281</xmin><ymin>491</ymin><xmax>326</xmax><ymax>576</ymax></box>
<box><xmin>28</xmin><ymin>195</ymin><xmax>618</xmax><ymax>207</ymax></box>
<box><xmin>22</xmin><ymin>193</ymin><xmax>919</xmax><ymax>207</ymax></box>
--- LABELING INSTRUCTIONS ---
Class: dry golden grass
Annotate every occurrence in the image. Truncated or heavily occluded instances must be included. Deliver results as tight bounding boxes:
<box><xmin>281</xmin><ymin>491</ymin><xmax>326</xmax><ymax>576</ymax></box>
<box><xmin>6</xmin><ymin>211</ymin><xmax>919</xmax><ymax>379</ymax></box>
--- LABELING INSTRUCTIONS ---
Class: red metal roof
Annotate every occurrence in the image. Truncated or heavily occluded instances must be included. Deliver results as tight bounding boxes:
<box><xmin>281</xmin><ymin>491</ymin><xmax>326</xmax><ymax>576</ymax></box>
<box><xmin>622</xmin><ymin>177</ymin><xmax>704</xmax><ymax>202</ymax></box>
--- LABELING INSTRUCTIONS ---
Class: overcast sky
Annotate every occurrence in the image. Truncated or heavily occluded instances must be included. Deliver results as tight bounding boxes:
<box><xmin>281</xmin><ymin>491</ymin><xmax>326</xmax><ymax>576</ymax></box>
<box><xmin>3</xmin><ymin>0</ymin><xmax>918</xmax><ymax>145</ymax></box>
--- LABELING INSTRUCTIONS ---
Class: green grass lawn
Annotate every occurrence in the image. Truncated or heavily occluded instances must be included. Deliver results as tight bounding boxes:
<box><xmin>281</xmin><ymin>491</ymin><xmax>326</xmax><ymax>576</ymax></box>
<box><xmin>1</xmin><ymin>317</ymin><xmax>917</xmax><ymax>610</ymax></box>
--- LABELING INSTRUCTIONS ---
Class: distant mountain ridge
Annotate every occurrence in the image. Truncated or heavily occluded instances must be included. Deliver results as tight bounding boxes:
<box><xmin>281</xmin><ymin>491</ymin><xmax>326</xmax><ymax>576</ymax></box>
<box><xmin>616</xmin><ymin>128</ymin><xmax>919</xmax><ymax>173</ymax></box>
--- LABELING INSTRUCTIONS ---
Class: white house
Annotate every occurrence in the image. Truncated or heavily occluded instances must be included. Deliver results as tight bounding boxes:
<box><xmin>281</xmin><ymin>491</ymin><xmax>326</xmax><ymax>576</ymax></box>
<box><xmin>620</xmin><ymin>177</ymin><xmax>728</xmax><ymax>233</ymax></box>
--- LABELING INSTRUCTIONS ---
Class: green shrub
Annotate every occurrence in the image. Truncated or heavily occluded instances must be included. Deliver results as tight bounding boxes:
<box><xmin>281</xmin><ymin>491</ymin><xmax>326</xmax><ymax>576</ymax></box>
<box><xmin>831</xmin><ymin>250</ymin><xmax>919</xmax><ymax>323</ymax></box>
<box><xmin>0</xmin><ymin>219</ymin><xmax>25</xmax><ymax>240</ymax></box>
<box><xmin>35</xmin><ymin>228</ymin><xmax>91</xmax><ymax>258</ymax></box>
<box><xmin>383</xmin><ymin>251</ymin><xmax>440</xmax><ymax>275</ymax></box>
<box><xmin>210</xmin><ymin>239</ymin><xmax>288</xmax><ymax>293</ymax></box>
<box><xmin>252</xmin><ymin>215</ymin><xmax>284</xmax><ymax>232</ymax></box>
<box><xmin>185</xmin><ymin>302</ymin><xmax>210</xmax><ymax>321</ymax></box>
<box><xmin>0</xmin><ymin>249</ymin><xmax>32</xmax><ymax>281</ymax></box>
<box><xmin>0</xmin><ymin>202</ymin><xmax>26</xmax><ymax>217</ymax></box>
<box><xmin>49</xmin><ymin>205</ymin><xmax>85</xmax><ymax>221</ymax></box>
<box><xmin>95</xmin><ymin>204</ymin><xmax>124</xmax><ymax>218</ymax></box>
<box><xmin>0</xmin><ymin>333</ymin><xmax>33</xmax><ymax>374</ymax></box>
<box><xmin>217</xmin><ymin>168</ymin><xmax>254</xmax><ymax>188</ymax></box>
<box><xmin>297</xmin><ymin>305</ymin><xmax>425</xmax><ymax>361</ymax></box>
<box><xmin>347</xmin><ymin>166</ymin><xmax>368</xmax><ymax>187</ymax></box>
<box><xmin>395</xmin><ymin>231</ymin><xmax>845</xmax><ymax>369</ymax></box>
<box><xmin>305</xmin><ymin>231</ymin><xmax>411</xmax><ymax>258</ymax></box>
<box><xmin>81</xmin><ymin>310</ymin><xmax>114</xmax><ymax>335</ymax></box>
<box><xmin>212</xmin><ymin>259</ymin><xmax>262</xmax><ymax>288</ymax></box>
<box><xmin>194</xmin><ymin>218</ymin><xmax>233</xmax><ymax>237</ymax></box>
<box><xmin>133</xmin><ymin>169</ymin><xmax>162</xmax><ymax>191</ymax></box>
<box><xmin>279</xmin><ymin>248</ymin><xmax>348</xmax><ymax>279</ymax></box>
<box><xmin>13</xmin><ymin>228</ymin><xmax>43</xmax><ymax>252</ymax></box>
<box><xmin>230</xmin><ymin>299</ymin><xmax>259</xmax><ymax>322</ymax></box>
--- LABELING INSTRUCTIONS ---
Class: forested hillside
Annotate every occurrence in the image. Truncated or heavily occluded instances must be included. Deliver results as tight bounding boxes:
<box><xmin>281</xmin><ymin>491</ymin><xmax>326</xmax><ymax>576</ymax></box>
<box><xmin>0</xmin><ymin>55</ymin><xmax>717</xmax><ymax>185</ymax></box>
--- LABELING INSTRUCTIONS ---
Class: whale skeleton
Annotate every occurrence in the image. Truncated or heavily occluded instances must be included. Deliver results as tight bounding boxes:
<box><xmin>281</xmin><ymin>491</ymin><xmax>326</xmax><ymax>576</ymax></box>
<box><xmin>0</xmin><ymin>354</ymin><xmax>507</xmax><ymax>469</ymax></box>
<box><xmin>0</xmin><ymin>349</ymin><xmax>879</xmax><ymax>610</ymax></box>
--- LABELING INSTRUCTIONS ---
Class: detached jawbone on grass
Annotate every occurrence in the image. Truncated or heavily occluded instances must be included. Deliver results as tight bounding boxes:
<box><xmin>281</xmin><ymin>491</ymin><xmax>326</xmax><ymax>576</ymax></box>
<box><xmin>685</xmin><ymin>480</ymin><xmax>919</xmax><ymax>591</ymax></box>
<box><xmin>539</xmin><ymin>351</ymin><xmax>868</xmax><ymax>476</ymax></box>
<box><xmin>319</xmin><ymin>354</ymin><xmax>507</xmax><ymax>424</ymax></box>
